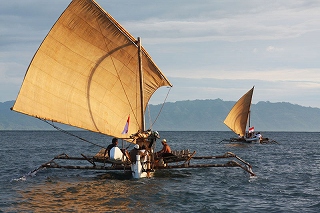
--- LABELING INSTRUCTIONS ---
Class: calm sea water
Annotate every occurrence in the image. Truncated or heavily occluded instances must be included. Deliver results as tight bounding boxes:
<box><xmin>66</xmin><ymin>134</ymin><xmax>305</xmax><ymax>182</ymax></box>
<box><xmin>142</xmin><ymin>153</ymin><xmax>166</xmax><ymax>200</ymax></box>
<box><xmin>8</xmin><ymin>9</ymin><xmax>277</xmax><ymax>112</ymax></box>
<box><xmin>0</xmin><ymin>131</ymin><xmax>319</xmax><ymax>213</ymax></box>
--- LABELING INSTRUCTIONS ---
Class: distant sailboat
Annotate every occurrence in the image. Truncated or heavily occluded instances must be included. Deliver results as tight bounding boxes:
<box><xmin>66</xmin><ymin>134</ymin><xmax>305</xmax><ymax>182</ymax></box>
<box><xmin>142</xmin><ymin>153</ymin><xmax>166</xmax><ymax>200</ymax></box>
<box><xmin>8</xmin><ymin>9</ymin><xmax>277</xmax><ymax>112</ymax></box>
<box><xmin>224</xmin><ymin>87</ymin><xmax>262</xmax><ymax>143</ymax></box>
<box><xmin>11</xmin><ymin>0</ymin><xmax>256</xmax><ymax>178</ymax></box>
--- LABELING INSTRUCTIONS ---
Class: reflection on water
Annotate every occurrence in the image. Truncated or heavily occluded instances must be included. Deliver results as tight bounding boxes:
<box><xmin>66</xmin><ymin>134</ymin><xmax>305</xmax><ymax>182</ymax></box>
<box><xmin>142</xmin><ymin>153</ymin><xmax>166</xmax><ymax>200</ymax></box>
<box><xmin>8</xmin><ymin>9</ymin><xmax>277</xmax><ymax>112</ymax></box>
<box><xmin>11</xmin><ymin>173</ymin><xmax>162</xmax><ymax>212</ymax></box>
<box><xmin>225</xmin><ymin>143</ymin><xmax>253</xmax><ymax>148</ymax></box>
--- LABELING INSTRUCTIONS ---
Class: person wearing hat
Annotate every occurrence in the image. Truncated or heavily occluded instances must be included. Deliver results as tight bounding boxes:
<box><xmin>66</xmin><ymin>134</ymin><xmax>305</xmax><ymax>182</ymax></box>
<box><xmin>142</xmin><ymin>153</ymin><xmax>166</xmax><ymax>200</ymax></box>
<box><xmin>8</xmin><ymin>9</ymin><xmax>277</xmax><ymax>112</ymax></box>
<box><xmin>129</xmin><ymin>144</ymin><xmax>146</xmax><ymax>163</ymax></box>
<box><xmin>156</xmin><ymin>138</ymin><xmax>172</xmax><ymax>157</ymax></box>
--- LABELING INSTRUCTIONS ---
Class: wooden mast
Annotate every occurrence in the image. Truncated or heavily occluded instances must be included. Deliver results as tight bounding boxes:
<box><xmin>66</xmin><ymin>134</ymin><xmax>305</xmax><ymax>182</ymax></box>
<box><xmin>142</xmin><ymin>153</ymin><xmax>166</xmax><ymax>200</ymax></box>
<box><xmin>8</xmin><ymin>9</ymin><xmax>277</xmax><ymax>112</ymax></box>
<box><xmin>137</xmin><ymin>37</ymin><xmax>145</xmax><ymax>131</ymax></box>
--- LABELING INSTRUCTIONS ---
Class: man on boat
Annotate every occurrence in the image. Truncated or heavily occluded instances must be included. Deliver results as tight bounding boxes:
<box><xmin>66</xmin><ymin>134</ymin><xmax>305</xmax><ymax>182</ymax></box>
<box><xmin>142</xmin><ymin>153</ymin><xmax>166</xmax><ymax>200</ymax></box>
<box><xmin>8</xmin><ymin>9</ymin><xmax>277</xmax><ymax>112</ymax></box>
<box><xmin>106</xmin><ymin>137</ymin><xmax>118</xmax><ymax>157</ymax></box>
<box><xmin>139</xmin><ymin>145</ymin><xmax>148</xmax><ymax>162</ymax></box>
<box><xmin>255</xmin><ymin>132</ymin><xmax>262</xmax><ymax>141</ymax></box>
<box><xmin>129</xmin><ymin>144</ymin><xmax>147</xmax><ymax>161</ymax></box>
<box><xmin>156</xmin><ymin>139</ymin><xmax>172</xmax><ymax>157</ymax></box>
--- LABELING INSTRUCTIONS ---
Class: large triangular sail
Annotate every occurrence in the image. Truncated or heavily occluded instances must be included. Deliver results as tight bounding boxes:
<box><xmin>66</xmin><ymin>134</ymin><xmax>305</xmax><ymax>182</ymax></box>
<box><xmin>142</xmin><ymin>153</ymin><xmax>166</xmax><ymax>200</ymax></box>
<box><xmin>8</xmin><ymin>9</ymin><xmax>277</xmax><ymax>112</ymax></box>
<box><xmin>12</xmin><ymin>0</ymin><xmax>172</xmax><ymax>141</ymax></box>
<box><xmin>224</xmin><ymin>87</ymin><xmax>254</xmax><ymax>137</ymax></box>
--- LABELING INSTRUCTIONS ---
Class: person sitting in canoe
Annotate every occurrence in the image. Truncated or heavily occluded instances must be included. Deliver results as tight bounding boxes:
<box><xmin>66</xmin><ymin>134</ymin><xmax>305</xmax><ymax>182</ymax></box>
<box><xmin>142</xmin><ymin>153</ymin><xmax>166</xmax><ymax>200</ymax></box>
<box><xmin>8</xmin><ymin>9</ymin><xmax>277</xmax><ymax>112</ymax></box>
<box><xmin>156</xmin><ymin>139</ymin><xmax>172</xmax><ymax>157</ymax></box>
<box><xmin>129</xmin><ymin>144</ymin><xmax>148</xmax><ymax>163</ymax></box>
<box><xmin>106</xmin><ymin>137</ymin><xmax>118</xmax><ymax>157</ymax></box>
<box><xmin>255</xmin><ymin>132</ymin><xmax>262</xmax><ymax>141</ymax></box>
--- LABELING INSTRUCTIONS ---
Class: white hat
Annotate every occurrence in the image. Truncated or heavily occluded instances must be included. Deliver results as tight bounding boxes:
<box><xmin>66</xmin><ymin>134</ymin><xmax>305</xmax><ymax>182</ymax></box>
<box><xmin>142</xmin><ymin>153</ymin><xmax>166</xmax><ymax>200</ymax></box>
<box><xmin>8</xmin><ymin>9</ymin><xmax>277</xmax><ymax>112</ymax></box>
<box><xmin>162</xmin><ymin>139</ymin><xmax>167</xmax><ymax>143</ymax></box>
<box><xmin>134</xmin><ymin>144</ymin><xmax>139</xmax><ymax>149</ymax></box>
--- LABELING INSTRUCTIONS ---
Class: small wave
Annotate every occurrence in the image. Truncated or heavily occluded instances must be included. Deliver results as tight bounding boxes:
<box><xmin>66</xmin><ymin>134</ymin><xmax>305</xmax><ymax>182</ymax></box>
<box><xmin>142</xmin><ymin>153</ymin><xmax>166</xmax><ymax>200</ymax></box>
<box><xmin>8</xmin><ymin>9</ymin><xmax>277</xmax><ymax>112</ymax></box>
<box><xmin>249</xmin><ymin>175</ymin><xmax>258</xmax><ymax>182</ymax></box>
<box><xmin>11</xmin><ymin>176</ymin><xmax>27</xmax><ymax>182</ymax></box>
<box><xmin>307</xmin><ymin>201</ymin><xmax>320</xmax><ymax>209</ymax></box>
<box><xmin>10</xmin><ymin>166</ymin><xmax>44</xmax><ymax>182</ymax></box>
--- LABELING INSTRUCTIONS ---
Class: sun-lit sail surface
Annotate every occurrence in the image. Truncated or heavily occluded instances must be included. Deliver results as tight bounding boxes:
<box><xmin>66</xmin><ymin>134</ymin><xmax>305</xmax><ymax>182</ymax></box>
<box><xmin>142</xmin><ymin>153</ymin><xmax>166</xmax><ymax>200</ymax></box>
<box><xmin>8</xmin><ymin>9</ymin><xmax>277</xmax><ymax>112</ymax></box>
<box><xmin>12</xmin><ymin>0</ymin><xmax>172</xmax><ymax>141</ymax></box>
<box><xmin>223</xmin><ymin>87</ymin><xmax>254</xmax><ymax>137</ymax></box>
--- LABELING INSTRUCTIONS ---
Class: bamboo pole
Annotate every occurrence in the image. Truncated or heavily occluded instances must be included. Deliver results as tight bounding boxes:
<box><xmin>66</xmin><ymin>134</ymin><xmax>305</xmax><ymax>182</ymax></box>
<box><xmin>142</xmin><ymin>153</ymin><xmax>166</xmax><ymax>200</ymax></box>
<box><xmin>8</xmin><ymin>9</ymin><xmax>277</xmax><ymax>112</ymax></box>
<box><xmin>31</xmin><ymin>151</ymin><xmax>255</xmax><ymax>176</ymax></box>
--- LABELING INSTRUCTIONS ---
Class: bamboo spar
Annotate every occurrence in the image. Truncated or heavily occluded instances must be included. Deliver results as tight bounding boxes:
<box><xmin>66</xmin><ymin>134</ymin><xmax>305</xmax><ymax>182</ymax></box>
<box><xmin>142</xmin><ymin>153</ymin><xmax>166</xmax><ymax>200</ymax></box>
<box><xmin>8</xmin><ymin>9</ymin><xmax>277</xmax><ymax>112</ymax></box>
<box><xmin>30</xmin><ymin>152</ymin><xmax>255</xmax><ymax>177</ymax></box>
<box><xmin>138</xmin><ymin>37</ymin><xmax>145</xmax><ymax>132</ymax></box>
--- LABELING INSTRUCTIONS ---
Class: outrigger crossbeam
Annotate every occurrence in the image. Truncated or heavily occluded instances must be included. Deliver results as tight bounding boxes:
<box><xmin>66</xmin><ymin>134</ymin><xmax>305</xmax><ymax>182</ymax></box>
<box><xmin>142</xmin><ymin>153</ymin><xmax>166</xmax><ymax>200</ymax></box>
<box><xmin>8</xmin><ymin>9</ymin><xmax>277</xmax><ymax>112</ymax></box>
<box><xmin>159</xmin><ymin>151</ymin><xmax>255</xmax><ymax>176</ymax></box>
<box><xmin>31</xmin><ymin>151</ymin><xmax>255</xmax><ymax>177</ymax></box>
<box><xmin>37</xmin><ymin>153</ymin><xmax>131</xmax><ymax>171</ymax></box>
<box><xmin>155</xmin><ymin>161</ymin><xmax>254</xmax><ymax>176</ymax></box>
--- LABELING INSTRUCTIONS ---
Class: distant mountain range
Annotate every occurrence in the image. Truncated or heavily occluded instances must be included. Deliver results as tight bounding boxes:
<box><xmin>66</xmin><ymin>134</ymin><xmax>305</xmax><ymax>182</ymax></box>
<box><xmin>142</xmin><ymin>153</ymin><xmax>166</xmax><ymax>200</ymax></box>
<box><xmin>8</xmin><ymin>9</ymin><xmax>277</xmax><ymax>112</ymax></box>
<box><xmin>1</xmin><ymin>100</ymin><xmax>320</xmax><ymax>132</ymax></box>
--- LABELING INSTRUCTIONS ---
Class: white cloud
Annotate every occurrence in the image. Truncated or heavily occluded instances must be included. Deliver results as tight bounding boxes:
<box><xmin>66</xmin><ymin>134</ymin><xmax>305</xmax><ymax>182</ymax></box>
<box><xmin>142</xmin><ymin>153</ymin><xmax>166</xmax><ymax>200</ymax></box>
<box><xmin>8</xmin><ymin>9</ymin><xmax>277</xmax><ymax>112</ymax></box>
<box><xmin>166</xmin><ymin>68</ymin><xmax>320</xmax><ymax>82</ymax></box>
<box><xmin>266</xmin><ymin>46</ymin><xmax>284</xmax><ymax>52</ymax></box>
<box><xmin>121</xmin><ymin>1</ymin><xmax>320</xmax><ymax>44</ymax></box>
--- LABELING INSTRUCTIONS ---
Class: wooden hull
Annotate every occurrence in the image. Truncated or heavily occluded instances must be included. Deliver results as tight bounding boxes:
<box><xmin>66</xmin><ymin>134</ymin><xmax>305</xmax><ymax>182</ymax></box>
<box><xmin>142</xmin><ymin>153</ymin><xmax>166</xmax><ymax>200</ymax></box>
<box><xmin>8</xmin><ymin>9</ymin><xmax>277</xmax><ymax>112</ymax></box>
<box><xmin>229</xmin><ymin>137</ymin><xmax>259</xmax><ymax>143</ymax></box>
<box><xmin>245</xmin><ymin>137</ymin><xmax>260</xmax><ymax>143</ymax></box>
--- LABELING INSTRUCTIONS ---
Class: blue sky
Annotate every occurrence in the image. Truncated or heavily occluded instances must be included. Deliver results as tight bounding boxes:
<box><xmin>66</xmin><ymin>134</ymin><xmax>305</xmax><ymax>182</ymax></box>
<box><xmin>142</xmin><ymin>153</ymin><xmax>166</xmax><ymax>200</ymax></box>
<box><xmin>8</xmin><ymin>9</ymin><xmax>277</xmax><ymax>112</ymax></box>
<box><xmin>1</xmin><ymin>0</ymin><xmax>320</xmax><ymax>108</ymax></box>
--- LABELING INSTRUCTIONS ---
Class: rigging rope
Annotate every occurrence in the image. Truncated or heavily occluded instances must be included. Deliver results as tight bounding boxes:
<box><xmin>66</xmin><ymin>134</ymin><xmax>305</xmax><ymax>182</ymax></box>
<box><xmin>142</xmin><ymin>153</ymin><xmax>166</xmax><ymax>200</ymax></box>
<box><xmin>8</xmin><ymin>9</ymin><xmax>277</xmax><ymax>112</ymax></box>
<box><xmin>151</xmin><ymin>86</ymin><xmax>172</xmax><ymax>127</ymax></box>
<box><xmin>38</xmin><ymin>118</ymin><xmax>106</xmax><ymax>149</ymax></box>
<box><xmin>147</xmin><ymin>104</ymin><xmax>152</xmax><ymax>130</ymax></box>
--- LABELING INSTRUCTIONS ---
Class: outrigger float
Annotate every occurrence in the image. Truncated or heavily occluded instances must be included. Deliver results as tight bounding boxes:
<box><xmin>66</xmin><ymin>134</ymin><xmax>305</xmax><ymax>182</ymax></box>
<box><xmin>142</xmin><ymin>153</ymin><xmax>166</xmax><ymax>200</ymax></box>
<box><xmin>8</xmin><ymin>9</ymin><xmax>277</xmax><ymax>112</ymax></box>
<box><xmin>28</xmin><ymin>129</ymin><xmax>256</xmax><ymax>178</ymax></box>
<box><xmin>11</xmin><ymin>0</ymin><xmax>256</xmax><ymax>179</ymax></box>
<box><xmin>33</xmin><ymin>149</ymin><xmax>255</xmax><ymax>178</ymax></box>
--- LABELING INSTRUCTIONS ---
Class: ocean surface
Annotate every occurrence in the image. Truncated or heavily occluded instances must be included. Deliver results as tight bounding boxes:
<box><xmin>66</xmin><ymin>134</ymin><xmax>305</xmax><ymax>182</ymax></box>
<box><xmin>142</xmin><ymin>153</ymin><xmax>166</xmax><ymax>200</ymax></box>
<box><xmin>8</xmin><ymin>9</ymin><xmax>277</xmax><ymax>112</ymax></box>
<box><xmin>0</xmin><ymin>131</ymin><xmax>319</xmax><ymax>213</ymax></box>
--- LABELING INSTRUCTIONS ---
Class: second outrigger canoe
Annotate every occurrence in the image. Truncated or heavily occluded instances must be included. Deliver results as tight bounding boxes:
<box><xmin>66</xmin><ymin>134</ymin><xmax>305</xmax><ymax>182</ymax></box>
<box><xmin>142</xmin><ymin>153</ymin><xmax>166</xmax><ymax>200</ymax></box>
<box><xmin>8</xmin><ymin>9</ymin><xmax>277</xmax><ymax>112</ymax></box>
<box><xmin>223</xmin><ymin>87</ymin><xmax>271</xmax><ymax>143</ymax></box>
